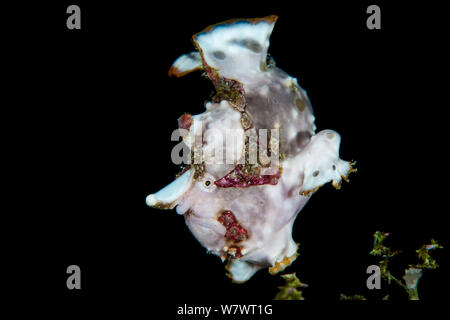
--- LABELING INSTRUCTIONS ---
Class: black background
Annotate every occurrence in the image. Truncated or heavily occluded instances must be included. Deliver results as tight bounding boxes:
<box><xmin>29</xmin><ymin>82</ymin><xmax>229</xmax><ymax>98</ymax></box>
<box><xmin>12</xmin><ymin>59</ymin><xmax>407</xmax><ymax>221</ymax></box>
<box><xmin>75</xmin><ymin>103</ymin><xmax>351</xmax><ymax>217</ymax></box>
<box><xmin>8</xmin><ymin>0</ymin><xmax>449</xmax><ymax>316</ymax></box>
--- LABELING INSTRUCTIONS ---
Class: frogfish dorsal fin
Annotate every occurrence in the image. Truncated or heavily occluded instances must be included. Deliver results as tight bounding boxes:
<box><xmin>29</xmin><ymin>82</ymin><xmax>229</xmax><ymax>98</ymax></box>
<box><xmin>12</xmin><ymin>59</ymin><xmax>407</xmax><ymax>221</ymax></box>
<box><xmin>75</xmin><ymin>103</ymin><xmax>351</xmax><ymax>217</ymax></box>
<box><xmin>169</xmin><ymin>15</ymin><xmax>278</xmax><ymax>84</ymax></box>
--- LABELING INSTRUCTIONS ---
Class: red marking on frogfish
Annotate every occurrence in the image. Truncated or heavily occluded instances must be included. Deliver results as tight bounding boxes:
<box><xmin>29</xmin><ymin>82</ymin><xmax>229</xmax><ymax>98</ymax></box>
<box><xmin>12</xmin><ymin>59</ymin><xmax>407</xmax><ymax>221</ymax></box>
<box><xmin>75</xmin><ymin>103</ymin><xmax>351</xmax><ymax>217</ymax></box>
<box><xmin>214</xmin><ymin>164</ymin><xmax>280</xmax><ymax>188</ymax></box>
<box><xmin>218</xmin><ymin>210</ymin><xmax>248</xmax><ymax>242</ymax></box>
<box><xmin>178</xmin><ymin>113</ymin><xmax>193</xmax><ymax>130</ymax></box>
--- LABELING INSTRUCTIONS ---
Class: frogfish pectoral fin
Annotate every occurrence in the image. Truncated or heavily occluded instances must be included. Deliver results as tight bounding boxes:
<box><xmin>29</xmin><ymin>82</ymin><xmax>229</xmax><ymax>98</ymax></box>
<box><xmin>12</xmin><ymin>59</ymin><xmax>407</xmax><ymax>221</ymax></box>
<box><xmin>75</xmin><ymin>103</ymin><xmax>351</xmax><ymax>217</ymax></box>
<box><xmin>146</xmin><ymin>169</ymin><xmax>194</xmax><ymax>209</ymax></box>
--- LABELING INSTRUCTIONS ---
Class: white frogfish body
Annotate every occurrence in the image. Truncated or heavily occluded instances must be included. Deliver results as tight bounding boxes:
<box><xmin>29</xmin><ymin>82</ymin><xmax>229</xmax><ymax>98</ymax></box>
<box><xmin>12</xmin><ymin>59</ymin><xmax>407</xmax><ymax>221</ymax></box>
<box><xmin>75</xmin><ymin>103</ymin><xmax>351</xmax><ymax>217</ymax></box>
<box><xmin>146</xmin><ymin>16</ymin><xmax>355</xmax><ymax>283</ymax></box>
